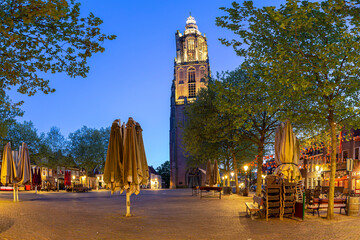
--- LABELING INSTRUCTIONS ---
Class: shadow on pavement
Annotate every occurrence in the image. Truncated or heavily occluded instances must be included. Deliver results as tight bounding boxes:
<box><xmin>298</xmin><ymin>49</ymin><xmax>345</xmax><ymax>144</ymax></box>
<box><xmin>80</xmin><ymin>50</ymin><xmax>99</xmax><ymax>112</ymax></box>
<box><xmin>0</xmin><ymin>217</ymin><xmax>14</xmax><ymax>234</ymax></box>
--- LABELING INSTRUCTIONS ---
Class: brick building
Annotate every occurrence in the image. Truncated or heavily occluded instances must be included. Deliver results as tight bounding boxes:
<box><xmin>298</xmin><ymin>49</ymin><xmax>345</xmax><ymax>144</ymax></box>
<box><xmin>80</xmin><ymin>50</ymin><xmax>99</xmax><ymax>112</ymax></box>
<box><xmin>169</xmin><ymin>16</ymin><xmax>210</xmax><ymax>188</ymax></box>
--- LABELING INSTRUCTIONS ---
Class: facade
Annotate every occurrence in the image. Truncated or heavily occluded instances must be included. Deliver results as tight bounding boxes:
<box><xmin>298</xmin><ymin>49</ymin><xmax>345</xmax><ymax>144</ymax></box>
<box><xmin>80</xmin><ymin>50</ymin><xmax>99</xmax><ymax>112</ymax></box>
<box><xmin>148</xmin><ymin>166</ymin><xmax>162</xmax><ymax>189</ymax></box>
<box><xmin>299</xmin><ymin>130</ymin><xmax>360</xmax><ymax>194</ymax></box>
<box><xmin>169</xmin><ymin>16</ymin><xmax>210</xmax><ymax>188</ymax></box>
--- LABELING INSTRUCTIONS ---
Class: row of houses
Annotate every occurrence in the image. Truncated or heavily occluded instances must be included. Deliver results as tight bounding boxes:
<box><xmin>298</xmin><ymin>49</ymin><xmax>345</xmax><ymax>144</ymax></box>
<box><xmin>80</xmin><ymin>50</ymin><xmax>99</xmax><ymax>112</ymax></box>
<box><xmin>0</xmin><ymin>163</ymin><xmax>163</xmax><ymax>190</ymax></box>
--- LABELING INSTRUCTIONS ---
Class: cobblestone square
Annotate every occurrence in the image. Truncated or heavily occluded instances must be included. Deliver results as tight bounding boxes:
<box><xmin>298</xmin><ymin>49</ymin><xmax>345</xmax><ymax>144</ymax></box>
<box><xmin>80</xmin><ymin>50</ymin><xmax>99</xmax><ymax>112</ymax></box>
<box><xmin>0</xmin><ymin>189</ymin><xmax>359</xmax><ymax>240</ymax></box>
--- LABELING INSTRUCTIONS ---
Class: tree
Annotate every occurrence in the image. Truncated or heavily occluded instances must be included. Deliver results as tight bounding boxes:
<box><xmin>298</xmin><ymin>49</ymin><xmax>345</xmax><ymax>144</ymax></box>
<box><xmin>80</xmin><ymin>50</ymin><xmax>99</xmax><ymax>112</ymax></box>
<box><xmin>156</xmin><ymin>161</ymin><xmax>170</xmax><ymax>188</ymax></box>
<box><xmin>213</xmin><ymin>69</ymin><xmax>281</xmax><ymax>196</ymax></box>
<box><xmin>6</xmin><ymin>120</ymin><xmax>41</xmax><ymax>155</ymax></box>
<box><xmin>0</xmin><ymin>0</ymin><xmax>116</xmax><ymax>101</ymax></box>
<box><xmin>0</xmin><ymin>90</ymin><xmax>23</xmax><ymax>143</ymax></box>
<box><xmin>183</xmin><ymin>78</ymin><xmax>257</xmax><ymax>193</ymax></box>
<box><xmin>217</xmin><ymin>0</ymin><xmax>360</xmax><ymax>219</ymax></box>
<box><xmin>68</xmin><ymin>126</ymin><xmax>110</xmax><ymax>175</ymax></box>
<box><xmin>44</xmin><ymin>126</ymin><xmax>66</xmax><ymax>153</ymax></box>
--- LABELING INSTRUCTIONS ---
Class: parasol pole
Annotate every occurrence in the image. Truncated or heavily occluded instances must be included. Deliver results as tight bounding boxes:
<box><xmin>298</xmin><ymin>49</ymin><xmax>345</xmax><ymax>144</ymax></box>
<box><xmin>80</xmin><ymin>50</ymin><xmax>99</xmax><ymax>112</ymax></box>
<box><xmin>13</xmin><ymin>183</ymin><xmax>16</xmax><ymax>202</ymax></box>
<box><xmin>126</xmin><ymin>189</ymin><xmax>131</xmax><ymax>217</ymax></box>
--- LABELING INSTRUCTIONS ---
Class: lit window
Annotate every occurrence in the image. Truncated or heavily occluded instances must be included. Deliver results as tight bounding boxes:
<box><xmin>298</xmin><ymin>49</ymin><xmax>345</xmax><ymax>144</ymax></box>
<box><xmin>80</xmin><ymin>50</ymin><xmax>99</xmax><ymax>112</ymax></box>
<box><xmin>188</xmin><ymin>68</ymin><xmax>195</xmax><ymax>83</ymax></box>
<box><xmin>187</xmin><ymin>39</ymin><xmax>195</xmax><ymax>61</ymax></box>
<box><xmin>189</xmin><ymin>83</ymin><xmax>196</xmax><ymax>98</ymax></box>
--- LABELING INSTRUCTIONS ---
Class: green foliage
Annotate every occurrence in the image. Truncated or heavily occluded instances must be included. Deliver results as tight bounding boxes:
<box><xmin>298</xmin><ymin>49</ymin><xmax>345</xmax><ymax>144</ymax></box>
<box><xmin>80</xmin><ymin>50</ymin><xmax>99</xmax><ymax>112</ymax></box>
<box><xmin>44</xmin><ymin>126</ymin><xmax>66</xmax><ymax>153</ymax></box>
<box><xmin>183</xmin><ymin>76</ymin><xmax>259</xmax><ymax>171</ymax></box>
<box><xmin>0</xmin><ymin>0</ymin><xmax>116</xmax><ymax>97</ymax></box>
<box><xmin>217</xmin><ymin>0</ymin><xmax>360</xmax><ymax>132</ymax></box>
<box><xmin>0</xmin><ymin>91</ymin><xmax>23</xmax><ymax>140</ymax></box>
<box><xmin>68</xmin><ymin>126</ymin><xmax>110</xmax><ymax>175</ymax></box>
<box><xmin>156</xmin><ymin>160</ymin><xmax>170</xmax><ymax>188</ymax></box>
<box><xmin>6</xmin><ymin>120</ymin><xmax>41</xmax><ymax>155</ymax></box>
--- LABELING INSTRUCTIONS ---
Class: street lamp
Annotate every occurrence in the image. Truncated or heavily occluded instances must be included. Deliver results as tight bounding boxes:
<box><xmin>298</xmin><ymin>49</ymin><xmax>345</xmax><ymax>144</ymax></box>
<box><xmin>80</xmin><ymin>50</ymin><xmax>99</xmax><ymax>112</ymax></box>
<box><xmin>244</xmin><ymin>166</ymin><xmax>249</xmax><ymax>191</ymax></box>
<box><xmin>262</xmin><ymin>174</ymin><xmax>266</xmax><ymax>185</ymax></box>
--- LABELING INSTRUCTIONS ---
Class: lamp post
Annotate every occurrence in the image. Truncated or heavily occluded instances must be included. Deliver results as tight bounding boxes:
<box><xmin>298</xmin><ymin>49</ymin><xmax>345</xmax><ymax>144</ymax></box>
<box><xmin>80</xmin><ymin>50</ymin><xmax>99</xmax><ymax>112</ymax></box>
<box><xmin>244</xmin><ymin>165</ymin><xmax>249</xmax><ymax>190</ymax></box>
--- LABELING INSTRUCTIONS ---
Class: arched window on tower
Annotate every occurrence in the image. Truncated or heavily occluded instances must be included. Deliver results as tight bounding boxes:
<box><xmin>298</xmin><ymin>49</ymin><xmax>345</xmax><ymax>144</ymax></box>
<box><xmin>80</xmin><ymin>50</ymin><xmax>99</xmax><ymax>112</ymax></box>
<box><xmin>178</xmin><ymin>68</ymin><xmax>184</xmax><ymax>84</ymax></box>
<box><xmin>187</xmin><ymin>39</ymin><xmax>195</xmax><ymax>61</ymax></box>
<box><xmin>188</xmin><ymin>67</ymin><xmax>196</xmax><ymax>98</ymax></box>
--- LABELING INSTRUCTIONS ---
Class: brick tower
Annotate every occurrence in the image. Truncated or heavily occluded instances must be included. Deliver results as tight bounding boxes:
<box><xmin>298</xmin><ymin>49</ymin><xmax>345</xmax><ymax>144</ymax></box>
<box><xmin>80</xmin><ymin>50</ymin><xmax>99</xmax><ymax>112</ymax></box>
<box><xmin>169</xmin><ymin>16</ymin><xmax>210</xmax><ymax>188</ymax></box>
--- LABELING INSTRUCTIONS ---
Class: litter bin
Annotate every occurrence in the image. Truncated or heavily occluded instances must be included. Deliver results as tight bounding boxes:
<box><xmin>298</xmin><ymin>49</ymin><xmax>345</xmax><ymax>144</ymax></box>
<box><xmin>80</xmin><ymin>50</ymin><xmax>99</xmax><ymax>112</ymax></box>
<box><xmin>25</xmin><ymin>185</ymin><xmax>31</xmax><ymax>191</ymax></box>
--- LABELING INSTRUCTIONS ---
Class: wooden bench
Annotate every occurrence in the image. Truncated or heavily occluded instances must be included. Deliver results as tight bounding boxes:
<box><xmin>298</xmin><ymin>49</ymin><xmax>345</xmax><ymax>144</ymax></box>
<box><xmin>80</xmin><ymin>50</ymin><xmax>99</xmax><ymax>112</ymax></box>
<box><xmin>199</xmin><ymin>186</ymin><xmax>222</xmax><ymax>199</ymax></box>
<box><xmin>245</xmin><ymin>195</ymin><xmax>264</xmax><ymax>219</ymax></box>
<box><xmin>307</xmin><ymin>198</ymin><xmax>347</xmax><ymax>216</ymax></box>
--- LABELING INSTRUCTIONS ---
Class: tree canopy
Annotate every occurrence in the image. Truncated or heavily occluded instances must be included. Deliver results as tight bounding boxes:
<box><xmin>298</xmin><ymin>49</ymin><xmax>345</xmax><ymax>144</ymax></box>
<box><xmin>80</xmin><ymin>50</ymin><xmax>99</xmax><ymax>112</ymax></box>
<box><xmin>156</xmin><ymin>160</ymin><xmax>170</xmax><ymax>188</ymax></box>
<box><xmin>0</xmin><ymin>0</ymin><xmax>116</xmax><ymax>103</ymax></box>
<box><xmin>183</xmin><ymin>75</ymin><xmax>259</xmax><ymax>192</ymax></box>
<box><xmin>0</xmin><ymin>91</ymin><xmax>23</xmax><ymax>140</ymax></box>
<box><xmin>68</xmin><ymin>126</ymin><xmax>110</xmax><ymax>175</ymax></box>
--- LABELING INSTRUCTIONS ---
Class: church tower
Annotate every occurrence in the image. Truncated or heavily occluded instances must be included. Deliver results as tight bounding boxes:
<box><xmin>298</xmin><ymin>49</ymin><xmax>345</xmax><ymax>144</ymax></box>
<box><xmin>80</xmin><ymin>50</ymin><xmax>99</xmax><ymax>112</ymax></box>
<box><xmin>170</xmin><ymin>16</ymin><xmax>210</xmax><ymax>188</ymax></box>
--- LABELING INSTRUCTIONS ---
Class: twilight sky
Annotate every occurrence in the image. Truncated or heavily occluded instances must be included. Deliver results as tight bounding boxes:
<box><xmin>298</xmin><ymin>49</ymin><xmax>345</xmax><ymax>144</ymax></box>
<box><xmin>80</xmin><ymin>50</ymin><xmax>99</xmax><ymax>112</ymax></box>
<box><xmin>8</xmin><ymin>0</ymin><xmax>284</xmax><ymax>168</ymax></box>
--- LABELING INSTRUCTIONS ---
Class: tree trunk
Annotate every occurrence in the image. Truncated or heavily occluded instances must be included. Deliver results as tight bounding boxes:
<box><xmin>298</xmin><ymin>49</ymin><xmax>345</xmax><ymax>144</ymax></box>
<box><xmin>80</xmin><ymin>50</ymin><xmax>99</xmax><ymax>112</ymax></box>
<box><xmin>232</xmin><ymin>152</ymin><xmax>240</xmax><ymax>194</ymax></box>
<box><xmin>256</xmin><ymin>142</ymin><xmax>264</xmax><ymax>196</ymax></box>
<box><xmin>327</xmin><ymin>115</ymin><xmax>336</xmax><ymax>220</ymax></box>
<box><xmin>227</xmin><ymin>162</ymin><xmax>231</xmax><ymax>187</ymax></box>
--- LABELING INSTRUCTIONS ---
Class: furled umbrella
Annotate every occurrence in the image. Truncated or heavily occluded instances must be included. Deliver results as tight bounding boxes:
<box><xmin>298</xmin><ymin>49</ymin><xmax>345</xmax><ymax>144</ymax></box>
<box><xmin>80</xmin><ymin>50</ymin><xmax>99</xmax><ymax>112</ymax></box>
<box><xmin>1</xmin><ymin>142</ymin><xmax>13</xmax><ymax>186</ymax></box>
<box><xmin>19</xmin><ymin>142</ymin><xmax>31</xmax><ymax>185</ymax></box>
<box><xmin>104</xmin><ymin>118</ymin><xmax>149</xmax><ymax>216</ymax></box>
<box><xmin>1</xmin><ymin>142</ymin><xmax>32</xmax><ymax>202</ymax></box>
<box><xmin>104</xmin><ymin>119</ymin><xmax>124</xmax><ymax>194</ymax></box>
<box><xmin>122</xmin><ymin>117</ymin><xmax>149</xmax><ymax>216</ymax></box>
<box><xmin>274</xmin><ymin>120</ymin><xmax>302</xmax><ymax>181</ymax></box>
<box><xmin>135</xmin><ymin>122</ymin><xmax>149</xmax><ymax>186</ymax></box>
<box><xmin>205</xmin><ymin>160</ymin><xmax>213</xmax><ymax>186</ymax></box>
<box><xmin>212</xmin><ymin>159</ymin><xmax>221</xmax><ymax>186</ymax></box>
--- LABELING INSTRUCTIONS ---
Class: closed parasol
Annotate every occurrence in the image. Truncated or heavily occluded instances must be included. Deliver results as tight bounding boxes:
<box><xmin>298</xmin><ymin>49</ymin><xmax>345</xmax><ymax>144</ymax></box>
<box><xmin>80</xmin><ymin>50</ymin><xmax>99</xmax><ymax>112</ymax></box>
<box><xmin>1</xmin><ymin>142</ymin><xmax>32</xmax><ymax>202</ymax></box>
<box><xmin>1</xmin><ymin>142</ymin><xmax>13</xmax><ymax>185</ymax></box>
<box><xmin>104</xmin><ymin>117</ymin><xmax>149</xmax><ymax>216</ymax></box>
<box><xmin>104</xmin><ymin>119</ymin><xmax>124</xmax><ymax>194</ymax></box>
<box><xmin>212</xmin><ymin>159</ymin><xmax>221</xmax><ymax>186</ymax></box>
<box><xmin>19</xmin><ymin>142</ymin><xmax>31</xmax><ymax>185</ymax></box>
<box><xmin>135</xmin><ymin>122</ymin><xmax>149</xmax><ymax>186</ymax></box>
<box><xmin>274</xmin><ymin>120</ymin><xmax>302</xmax><ymax>181</ymax></box>
<box><xmin>205</xmin><ymin>160</ymin><xmax>213</xmax><ymax>186</ymax></box>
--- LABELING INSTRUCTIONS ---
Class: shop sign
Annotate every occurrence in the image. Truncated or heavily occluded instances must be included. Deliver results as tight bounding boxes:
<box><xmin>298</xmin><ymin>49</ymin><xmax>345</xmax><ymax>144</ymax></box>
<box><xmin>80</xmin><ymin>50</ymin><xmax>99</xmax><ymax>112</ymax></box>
<box><xmin>347</xmin><ymin>158</ymin><xmax>354</xmax><ymax>171</ymax></box>
<box><xmin>352</xmin><ymin>171</ymin><xmax>360</xmax><ymax>177</ymax></box>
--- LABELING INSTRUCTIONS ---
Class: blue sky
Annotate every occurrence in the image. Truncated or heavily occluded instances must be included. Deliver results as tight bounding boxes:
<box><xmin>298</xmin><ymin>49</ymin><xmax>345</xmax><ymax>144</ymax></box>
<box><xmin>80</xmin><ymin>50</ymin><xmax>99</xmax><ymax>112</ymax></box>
<box><xmin>8</xmin><ymin>0</ymin><xmax>284</xmax><ymax>168</ymax></box>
